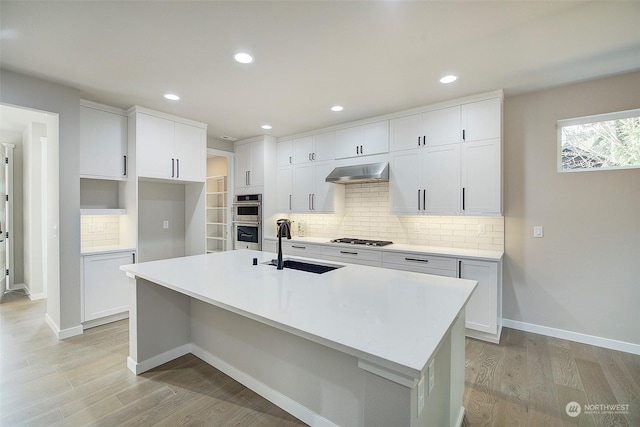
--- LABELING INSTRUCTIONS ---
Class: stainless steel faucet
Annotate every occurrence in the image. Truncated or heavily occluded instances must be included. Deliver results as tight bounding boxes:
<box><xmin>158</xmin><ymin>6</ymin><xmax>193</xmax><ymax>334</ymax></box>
<box><xmin>276</xmin><ymin>219</ymin><xmax>291</xmax><ymax>270</ymax></box>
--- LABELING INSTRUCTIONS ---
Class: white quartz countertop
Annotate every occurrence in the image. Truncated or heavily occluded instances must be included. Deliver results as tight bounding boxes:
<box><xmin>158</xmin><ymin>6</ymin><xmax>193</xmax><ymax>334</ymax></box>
<box><xmin>265</xmin><ymin>236</ymin><xmax>503</xmax><ymax>261</ymax></box>
<box><xmin>121</xmin><ymin>249</ymin><xmax>476</xmax><ymax>378</ymax></box>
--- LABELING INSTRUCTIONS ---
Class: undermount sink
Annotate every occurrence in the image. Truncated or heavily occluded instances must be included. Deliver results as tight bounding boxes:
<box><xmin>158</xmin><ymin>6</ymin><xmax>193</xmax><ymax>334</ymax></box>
<box><xmin>264</xmin><ymin>258</ymin><xmax>344</xmax><ymax>274</ymax></box>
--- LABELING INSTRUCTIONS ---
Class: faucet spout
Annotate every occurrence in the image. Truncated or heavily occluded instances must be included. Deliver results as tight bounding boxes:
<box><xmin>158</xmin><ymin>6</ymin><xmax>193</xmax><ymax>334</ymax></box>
<box><xmin>276</xmin><ymin>220</ymin><xmax>291</xmax><ymax>270</ymax></box>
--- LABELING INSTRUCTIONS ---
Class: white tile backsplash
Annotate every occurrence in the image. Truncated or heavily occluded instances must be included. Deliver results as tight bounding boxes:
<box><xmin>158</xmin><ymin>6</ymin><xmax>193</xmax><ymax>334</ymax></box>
<box><xmin>288</xmin><ymin>182</ymin><xmax>504</xmax><ymax>251</ymax></box>
<box><xmin>80</xmin><ymin>215</ymin><xmax>121</xmax><ymax>248</ymax></box>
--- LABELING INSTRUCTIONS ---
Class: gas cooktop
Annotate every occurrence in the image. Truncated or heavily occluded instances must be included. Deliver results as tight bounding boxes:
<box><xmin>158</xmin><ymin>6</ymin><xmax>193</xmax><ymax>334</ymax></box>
<box><xmin>330</xmin><ymin>238</ymin><xmax>394</xmax><ymax>247</ymax></box>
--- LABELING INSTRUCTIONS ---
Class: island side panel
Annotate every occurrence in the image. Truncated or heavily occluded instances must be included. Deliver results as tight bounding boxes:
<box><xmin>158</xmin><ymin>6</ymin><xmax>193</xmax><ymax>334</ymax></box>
<box><xmin>450</xmin><ymin>310</ymin><xmax>466</xmax><ymax>426</ymax></box>
<box><xmin>127</xmin><ymin>277</ymin><xmax>191</xmax><ymax>374</ymax></box>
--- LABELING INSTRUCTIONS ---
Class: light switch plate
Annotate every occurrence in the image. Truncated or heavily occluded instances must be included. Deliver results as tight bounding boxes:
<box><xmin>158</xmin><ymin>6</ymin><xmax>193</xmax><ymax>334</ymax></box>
<box><xmin>533</xmin><ymin>226</ymin><xmax>543</xmax><ymax>238</ymax></box>
<box><xmin>163</xmin><ymin>220</ymin><xmax>169</xmax><ymax>229</ymax></box>
<box><xmin>428</xmin><ymin>359</ymin><xmax>435</xmax><ymax>394</ymax></box>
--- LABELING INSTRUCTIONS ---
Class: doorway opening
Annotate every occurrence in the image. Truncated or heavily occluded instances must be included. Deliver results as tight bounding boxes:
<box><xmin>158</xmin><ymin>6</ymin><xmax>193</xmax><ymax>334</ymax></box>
<box><xmin>206</xmin><ymin>149</ymin><xmax>234</xmax><ymax>252</ymax></box>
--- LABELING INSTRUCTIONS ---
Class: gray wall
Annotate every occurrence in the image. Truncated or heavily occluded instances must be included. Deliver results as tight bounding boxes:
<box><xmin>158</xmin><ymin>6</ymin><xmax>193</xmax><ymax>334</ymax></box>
<box><xmin>503</xmin><ymin>70</ymin><xmax>640</xmax><ymax>345</ymax></box>
<box><xmin>207</xmin><ymin>136</ymin><xmax>234</xmax><ymax>152</ymax></box>
<box><xmin>0</xmin><ymin>69</ymin><xmax>81</xmax><ymax>331</ymax></box>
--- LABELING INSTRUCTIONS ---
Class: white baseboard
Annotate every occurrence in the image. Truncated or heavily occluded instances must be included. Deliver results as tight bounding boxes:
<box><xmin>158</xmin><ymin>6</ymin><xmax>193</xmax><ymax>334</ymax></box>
<box><xmin>190</xmin><ymin>344</ymin><xmax>337</xmax><ymax>427</ymax></box>
<box><xmin>126</xmin><ymin>344</ymin><xmax>191</xmax><ymax>375</ymax></box>
<box><xmin>82</xmin><ymin>312</ymin><xmax>129</xmax><ymax>330</ymax></box>
<box><xmin>44</xmin><ymin>313</ymin><xmax>83</xmax><ymax>340</ymax></box>
<box><xmin>502</xmin><ymin>319</ymin><xmax>640</xmax><ymax>355</ymax></box>
<box><xmin>454</xmin><ymin>407</ymin><xmax>465</xmax><ymax>427</ymax></box>
<box><xmin>27</xmin><ymin>292</ymin><xmax>46</xmax><ymax>301</ymax></box>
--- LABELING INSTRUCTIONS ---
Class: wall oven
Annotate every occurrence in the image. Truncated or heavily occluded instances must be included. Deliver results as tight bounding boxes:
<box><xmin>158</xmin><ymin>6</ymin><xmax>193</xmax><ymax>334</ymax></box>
<box><xmin>233</xmin><ymin>194</ymin><xmax>262</xmax><ymax>250</ymax></box>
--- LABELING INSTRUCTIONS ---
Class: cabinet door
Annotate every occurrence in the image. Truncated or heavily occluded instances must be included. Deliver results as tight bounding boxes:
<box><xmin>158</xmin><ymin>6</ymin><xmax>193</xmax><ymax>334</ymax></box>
<box><xmin>390</xmin><ymin>113</ymin><xmax>422</xmax><ymax>152</ymax></box>
<box><xmin>137</xmin><ymin>113</ymin><xmax>175</xmax><ymax>179</ymax></box>
<box><xmin>461</xmin><ymin>98</ymin><xmax>501</xmax><ymax>142</ymax></box>
<box><xmin>292</xmin><ymin>164</ymin><xmax>313</xmax><ymax>211</ymax></box>
<box><xmin>277</xmin><ymin>166</ymin><xmax>292</xmax><ymax>212</ymax></box>
<box><xmin>423</xmin><ymin>106</ymin><xmax>461</xmax><ymax>147</ymax></box>
<box><xmin>248</xmin><ymin>140</ymin><xmax>265</xmax><ymax>187</ymax></box>
<box><xmin>361</xmin><ymin>121</ymin><xmax>389</xmax><ymax>156</ymax></box>
<box><xmin>334</xmin><ymin>126</ymin><xmax>361</xmax><ymax>159</ymax></box>
<box><xmin>311</xmin><ymin>161</ymin><xmax>335</xmax><ymax>213</ymax></box>
<box><xmin>277</xmin><ymin>141</ymin><xmax>293</xmax><ymax>166</ymax></box>
<box><xmin>83</xmin><ymin>251</ymin><xmax>134</xmax><ymax>321</ymax></box>
<box><xmin>80</xmin><ymin>106</ymin><xmax>127</xmax><ymax>180</ymax></box>
<box><xmin>292</xmin><ymin>136</ymin><xmax>313</xmax><ymax>164</ymax></box>
<box><xmin>235</xmin><ymin>143</ymin><xmax>251</xmax><ymax>188</ymax></box>
<box><xmin>312</xmin><ymin>131</ymin><xmax>335</xmax><ymax>161</ymax></box>
<box><xmin>389</xmin><ymin>150</ymin><xmax>421</xmax><ymax>214</ymax></box>
<box><xmin>461</xmin><ymin>139</ymin><xmax>501</xmax><ymax>214</ymax></box>
<box><xmin>460</xmin><ymin>259</ymin><xmax>498</xmax><ymax>334</ymax></box>
<box><xmin>424</xmin><ymin>144</ymin><xmax>461</xmax><ymax>214</ymax></box>
<box><xmin>174</xmin><ymin>122</ymin><xmax>205</xmax><ymax>182</ymax></box>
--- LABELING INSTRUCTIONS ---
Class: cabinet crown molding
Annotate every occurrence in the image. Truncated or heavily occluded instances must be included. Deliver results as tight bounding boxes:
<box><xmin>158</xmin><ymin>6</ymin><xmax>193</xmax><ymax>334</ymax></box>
<box><xmin>127</xmin><ymin>105</ymin><xmax>207</xmax><ymax>130</ymax></box>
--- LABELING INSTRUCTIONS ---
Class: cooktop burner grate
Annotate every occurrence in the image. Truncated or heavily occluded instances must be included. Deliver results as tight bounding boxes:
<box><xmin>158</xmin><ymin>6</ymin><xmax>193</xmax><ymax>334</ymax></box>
<box><xmin>330</xmin><ymin>238</ymin><xmax>393</xmax><ymax>247</ymax></box>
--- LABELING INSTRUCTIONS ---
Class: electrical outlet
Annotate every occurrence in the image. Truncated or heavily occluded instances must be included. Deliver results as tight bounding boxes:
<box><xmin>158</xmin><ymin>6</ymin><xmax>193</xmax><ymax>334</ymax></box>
<box><xmin>533</xmin><ymin>226</ymin><xmax>543</xmax><ymax>238</ymax></box>
<box><xmin>414</xmin><ymin>222</ymin><xmax>420</xmax><ymax>232</ymax></box>
<box><xmin>478</xmin><ymin>224</ymin><xmax>486</xmax><ymax>235</ymax></box>
<box><xmin>163</xmin><ymin>220</ymin><xmax>169</xmax><ymax>229</ymax></box>
<box><xmin>428</xmin><ymin>359</ymin><xmax>435</xmax><ymax>394</ymax></box>
<box><xmin>417</xmin><ymin>375</ymin><xmax>425</xmax><ymax>416</ymax></box>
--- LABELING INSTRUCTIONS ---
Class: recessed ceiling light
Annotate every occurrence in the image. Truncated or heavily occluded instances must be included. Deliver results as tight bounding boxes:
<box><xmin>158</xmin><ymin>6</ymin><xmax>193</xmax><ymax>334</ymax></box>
<box><xmin>439</xmin><ymin>75</ymin><xmax>457</xmax><ymax>84</ymax></box>
<box><xmin>331</xmin><ymin>105</ymin><xmax>344</xmax><ymax>112</ymax></box>
<box><xmin>164</xmin><ymin>93</ymin><xmax>180</xmax><ymax>101</ymax></box>
<box><xmin>261</xmin><ymin>124</ymin><xmax>272</xmax><ymax>130</ymax></box>
<box><xmin>234</xmin><ymin>52</ymin><xmax>254</xmax><ymax>64</ymax></box>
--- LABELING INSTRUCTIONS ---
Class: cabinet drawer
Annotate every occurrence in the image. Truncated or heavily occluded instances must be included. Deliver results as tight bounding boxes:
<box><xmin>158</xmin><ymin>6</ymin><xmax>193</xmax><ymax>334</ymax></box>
<box><xmin>282</xmin><ymin>242</ymin><xmax>324</xmax><ymax>258</ymax></box>
<box><xmin>382</xmin><ymin>252</ymin><xmax>456</xmax><ymax>275</ymax></box>
<box><xmin>320</xmin><ymin>246</ymin><xmax>382</xmax><ymax>266</ymax></box>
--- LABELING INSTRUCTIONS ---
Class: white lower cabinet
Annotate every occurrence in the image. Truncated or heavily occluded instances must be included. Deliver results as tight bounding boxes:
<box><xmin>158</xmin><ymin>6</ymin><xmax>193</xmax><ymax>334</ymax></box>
<box><xmin>320</xmin><ymin>246</ymin><xmax>382</xmax><ymax>267</ymax></box>
<box><xmin>458</xmin><ymin>259</ymin><xmax>501</xmax><ymax>342</ymax></box>
<box><xmin>382</xmin><ymin>252</ymin><xmax>457</xmax><ymax>277</ymax></box>
<box><xmin>82</xmin><ymin>250</ymin><xmax>135</xmax><ymax>324</ymax></box>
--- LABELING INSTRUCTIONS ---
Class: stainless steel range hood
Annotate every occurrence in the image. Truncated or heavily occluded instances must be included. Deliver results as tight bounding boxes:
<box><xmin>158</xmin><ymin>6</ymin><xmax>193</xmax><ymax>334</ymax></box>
<box><xmin>325</xmin><ymin>162</ymin><xmax>389</xmax><ymax>184</ymax></box>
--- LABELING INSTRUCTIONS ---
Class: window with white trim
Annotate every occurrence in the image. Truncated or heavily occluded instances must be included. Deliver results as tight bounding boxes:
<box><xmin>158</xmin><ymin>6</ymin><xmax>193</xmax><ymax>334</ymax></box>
<box><xmin>558</xmin><ymin>109</ymin><xmax>640</xmax><ymax>172</ymax></box>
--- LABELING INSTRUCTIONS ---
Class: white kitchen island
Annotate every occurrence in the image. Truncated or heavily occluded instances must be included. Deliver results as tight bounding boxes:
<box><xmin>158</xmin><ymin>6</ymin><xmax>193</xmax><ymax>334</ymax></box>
<box><xmin>120</xmin><ymin>249</ymin><xmax>477</xmax><ymax>427</ymax></box>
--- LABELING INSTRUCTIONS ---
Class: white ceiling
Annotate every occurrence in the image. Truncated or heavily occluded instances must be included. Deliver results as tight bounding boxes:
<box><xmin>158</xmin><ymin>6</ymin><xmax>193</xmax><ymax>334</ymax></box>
<box><xmin>1</xmin><ymin>1</ymin><xmax>639</xmax><ymax>141</ymax></box>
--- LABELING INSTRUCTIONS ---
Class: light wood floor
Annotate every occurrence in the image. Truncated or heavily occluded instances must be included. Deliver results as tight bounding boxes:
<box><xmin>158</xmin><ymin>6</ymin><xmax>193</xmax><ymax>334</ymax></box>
<box><xmin>1</xmin><ymin>292</ymin><xmax>638</xmax><ymax>426</ymax></box>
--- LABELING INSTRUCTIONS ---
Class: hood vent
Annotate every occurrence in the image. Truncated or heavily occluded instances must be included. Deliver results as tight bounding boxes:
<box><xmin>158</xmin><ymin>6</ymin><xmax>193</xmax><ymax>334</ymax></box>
<box><xmin>325</xmin><ymin>162</ymin><xmax>389</xmax><ymax>184</ymax></box>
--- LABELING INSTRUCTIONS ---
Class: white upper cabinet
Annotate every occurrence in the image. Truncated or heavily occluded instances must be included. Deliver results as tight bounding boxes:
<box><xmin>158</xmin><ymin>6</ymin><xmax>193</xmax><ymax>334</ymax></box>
<box><xmin>133</xmin><ymin>109</ymin><xmax>206</xmax><ymax>182</ymax></box>
<box><xmin>335</xmin><ymin>121</ymin><xmax>389</xmax><ymax>159</ymax></box>
<box><xmin>235</xmin><ymin>137</ymin><xmax>265</xmax><ymax>192</ymax></box>
<box><xmin>174</xmin><ymin>122</ymin><xmax>206</xmax><ymax>182</ymax></box>
<box><xmin>461</xmin><ymin>98</ymin><xmax>501</xmax><ymax>142</ymax></box>
<box><xmin>277</xmin><ymin>140</ymin><xmax>293</xmax><ymax>166</ymax></box>
<box><xmin>390</xmin><ymin>106</ymin><xmax>460</xmax><ymax>151</ymax></box>
<box><xmin>291</xmin><ymin>161</ymin><xmax>340</xmax><ymax>213</ymax></box>
<box><xmin>79</xmin><ymin>102</ymin><xmax>128</xmax><ymax>180</ymax></box>
<box><xmin>291</xmin><ymin>132</ymin><xmax>335</xmax><ymax>164</ymax></box>
<box><xmin>276</xmin><ymin>166</ymin><xmax>292</xmax><ymax>212</ymax></box>
<box><xmin>423</xmin><ymin>106</ymin><xmax>461</xmax><ymax>147</ymax></box>
<box><xmin>461</xmin><ymin>138</ymin><xmax>501</xmax><ymax>214</ymax></box>
<box><xmin>388</xmin><ymin>95</ymin><xmax>502</xmax><ymax>215</ymax></box>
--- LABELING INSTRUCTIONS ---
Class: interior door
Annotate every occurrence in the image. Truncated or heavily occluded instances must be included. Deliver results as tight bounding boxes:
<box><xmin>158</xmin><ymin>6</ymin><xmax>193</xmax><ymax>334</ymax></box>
<box><xmin>0</xmin><ymin>145</ymin><xmax>6</xmax><ymax>296</ymax></box>
<box><xmin>0</xmin><ymin>144</ymin><xmax>11</xmax><ymax>295</ymax></box>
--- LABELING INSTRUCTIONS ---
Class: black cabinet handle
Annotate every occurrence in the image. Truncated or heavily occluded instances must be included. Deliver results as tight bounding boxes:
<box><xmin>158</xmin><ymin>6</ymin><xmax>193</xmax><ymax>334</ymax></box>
<box><xmin>289</xmin><ymin>156</ymin><xmax>292</xmax><ymax>164</ymax></box>
<box><xmin>291</xmin><ymin>245</ymin><xmax>306</xmax><ymax>249</ymax></box>
<box><xmin>123</xmin><ymin>155</ymin><xmax>127</xmax><ymax>176</ymax></box>
<box><xmin>418</xmin><ymin>189</ymin><xmax>421</xmax><ymax>210</ymax></box>
<box><xmin>458</xmin><ymin>260</ymin><xmax>462</xmax><ymax>278</ymax></box>
<box><xmin>405</xmin><ymin>257</ymin><xmax>428</xmax><ymax>263</ymax></box>
<box><xmin>462</xmin><ymin>129</ymin><xmax>466</xmax><ymax>141</ymax></box>
<box><xmin>356</xmin><ymin>146</ymin><xmax>359</xmax><ymax>155</ymax></box>
<box><xmin>423</xmin><ymin>188</ymin><xmax>426</xmax><ymax>211</ymax></box>
<box><xmin>340</xmin><ymin>251</ymin><xmax>358</xmax><ymax>255</ymax></box>
<box><xmin>132</xmin><ymin>253</ymin><xmax>136</xmax><ymax>264</ymax></box>
<box><xmin>176</xmin><ymin>158</ymin><xmax>180</xmax><ymax>178</ymax></box>
<box><xmin>289</xmin><ymin>194</ymin><xmax>292</xmax><ymax>211</ymax></box>
<box><xmin>462</xmin><ymin>187</ymin><xmax>466</xmax><ymax>210</ymax></box>
<box><xmin>171</xmin><ymin>158</ymin><xmax>175</xmax><ymax>177</ymax></box>
<box><xmin>418</xmin><ymin>136</ymin><xmax>421</xmax><ymax>147</ymax></box>
<box><xmin>360</xmin><ymin>145</ymin><xmax>363</xmax><ymax>154</ymax></box>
